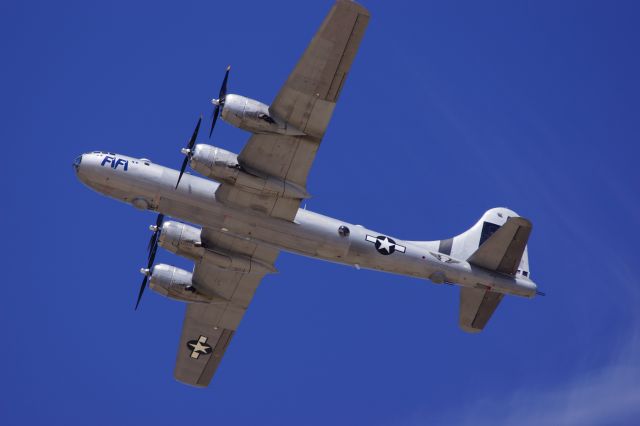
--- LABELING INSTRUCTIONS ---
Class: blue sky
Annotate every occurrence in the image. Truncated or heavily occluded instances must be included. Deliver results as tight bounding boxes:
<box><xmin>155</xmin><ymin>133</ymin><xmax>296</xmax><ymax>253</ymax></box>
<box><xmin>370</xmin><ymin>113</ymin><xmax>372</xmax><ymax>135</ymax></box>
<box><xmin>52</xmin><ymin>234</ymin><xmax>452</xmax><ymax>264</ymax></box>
<box><xmin>2</xmin><ymin>0</ymin><xmax>640</xmax><ymax>424</ymax></box>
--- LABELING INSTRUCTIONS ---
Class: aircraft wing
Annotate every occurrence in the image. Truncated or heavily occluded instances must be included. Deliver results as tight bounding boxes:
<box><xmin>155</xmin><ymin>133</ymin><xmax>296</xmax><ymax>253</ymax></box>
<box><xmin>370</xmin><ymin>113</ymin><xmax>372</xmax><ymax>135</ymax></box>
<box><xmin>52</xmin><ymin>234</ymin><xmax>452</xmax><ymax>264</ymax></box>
<box><xmin>174</xmin><ymin>228</ymin><xmax>279</xmax><ymax>387</ymax></box>
<box><xmin>216</xmin><ymin>0</ymin><xmax>370</xmax><ymax>221</ymax></box>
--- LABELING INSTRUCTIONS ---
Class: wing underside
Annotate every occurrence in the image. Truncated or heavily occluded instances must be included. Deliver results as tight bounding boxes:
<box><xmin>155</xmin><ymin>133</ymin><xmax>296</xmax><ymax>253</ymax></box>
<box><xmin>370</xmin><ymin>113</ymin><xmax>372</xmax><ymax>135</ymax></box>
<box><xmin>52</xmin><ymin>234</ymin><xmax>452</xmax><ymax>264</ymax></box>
<box><xmin>174</xmin><ymin>228</ymin><xmax>278</xmax><ymax>387</ymax></box>
<box><xmin>175</xmin><ymin>304</ymin><xmax>236</xmax><ymax>387</ymax></box>
<box><xmin>176</xmin><ymin>1</ymin><xmax>371</xmax><ymax>384</ymax></box>
<box><xmin>217</xmin><ymin>0</ymin><xmax>370</xmax><ymax>221</ymax></box>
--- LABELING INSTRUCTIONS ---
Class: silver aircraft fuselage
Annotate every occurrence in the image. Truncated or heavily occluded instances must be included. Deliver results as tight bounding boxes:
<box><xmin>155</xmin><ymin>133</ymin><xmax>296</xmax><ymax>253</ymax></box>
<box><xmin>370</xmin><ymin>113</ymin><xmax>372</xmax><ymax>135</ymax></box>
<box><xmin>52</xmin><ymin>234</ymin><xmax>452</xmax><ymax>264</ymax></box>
<box><xmin>74</xmin><ymin>151</ymin><xmax>537</xmax><ymax>298</ymax></box>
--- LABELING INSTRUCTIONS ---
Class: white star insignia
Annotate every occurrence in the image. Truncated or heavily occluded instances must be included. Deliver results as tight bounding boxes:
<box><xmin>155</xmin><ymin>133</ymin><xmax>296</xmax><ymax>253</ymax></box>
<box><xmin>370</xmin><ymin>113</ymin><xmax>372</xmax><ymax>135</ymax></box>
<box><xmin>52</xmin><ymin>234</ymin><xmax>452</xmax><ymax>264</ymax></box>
<box><xmin>365</xmin><ymin>235</ymin><xmax>406</xmax><ymax>255</ymax></box>
<box><xmin>187</xmin><ymin>335</ymin><xmax>212</xmax><ymax>359</ymax></box>
<box><xmin>377</xmin><ymin>236</ymin><xmax>393</xmax><ymax>253</ymax></box>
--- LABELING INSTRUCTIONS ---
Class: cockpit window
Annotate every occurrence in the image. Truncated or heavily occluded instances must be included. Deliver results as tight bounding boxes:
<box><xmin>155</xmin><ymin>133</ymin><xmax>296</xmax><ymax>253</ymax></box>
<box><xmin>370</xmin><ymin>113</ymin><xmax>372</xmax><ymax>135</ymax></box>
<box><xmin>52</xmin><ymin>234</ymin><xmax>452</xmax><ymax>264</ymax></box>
<box><xmin>73</xmin><ymin>155</ymin><xmax>82</xmax><ymax>172</ymax></box>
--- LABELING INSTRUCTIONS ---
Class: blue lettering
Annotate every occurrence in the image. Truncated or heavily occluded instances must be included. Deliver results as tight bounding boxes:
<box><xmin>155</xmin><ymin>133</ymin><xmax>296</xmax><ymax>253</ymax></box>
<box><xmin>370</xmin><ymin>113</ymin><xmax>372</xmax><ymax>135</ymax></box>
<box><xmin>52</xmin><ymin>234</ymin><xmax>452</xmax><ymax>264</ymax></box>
<box><xmin>101</xmin><ymin>156</ymin><xmax>115</xmax><ymax>167</ymax></box>
<box><xmin>100</xmin><ymin>156</ymin><xmax>128</xmax><ymax>171</ymax></box>
<box><xmin>114</xmin><ymin>158</ymin><xmax>129</xmax><ymax>171</ymax></box>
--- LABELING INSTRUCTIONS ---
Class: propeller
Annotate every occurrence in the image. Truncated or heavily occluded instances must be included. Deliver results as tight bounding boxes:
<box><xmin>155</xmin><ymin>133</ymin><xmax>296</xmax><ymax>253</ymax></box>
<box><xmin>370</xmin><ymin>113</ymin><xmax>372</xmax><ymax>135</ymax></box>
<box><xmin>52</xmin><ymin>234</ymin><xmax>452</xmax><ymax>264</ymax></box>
<box><xmin>209</xmin><ymin>65</ymin><xmax>231</xmax><ymax>138</ymax></box>
<box><xmin>136</xmin><ymin>67</ymin><xmax>231</xmax><ymax>305</ymax></box>
<box><xmin>135</xmin><ymin>213</ymin><xmax>164</xmax><ymax>310</ymax></box>
<box><xmin>175</xmin><ymin>116</ymin><xmax>202</xmax><ymax>189</ymax></box>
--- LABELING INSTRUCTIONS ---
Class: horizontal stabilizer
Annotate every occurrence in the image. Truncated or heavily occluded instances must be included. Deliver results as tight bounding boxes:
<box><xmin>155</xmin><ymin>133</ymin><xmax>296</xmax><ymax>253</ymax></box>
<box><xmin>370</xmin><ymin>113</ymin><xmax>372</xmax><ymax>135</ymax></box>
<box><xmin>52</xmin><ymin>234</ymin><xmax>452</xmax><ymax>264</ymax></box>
<box><xmin>459</xmin><ymin>287</ymin><xmax>504</xmax><ymax>333</ymax></box>
<box><xmin>467</xmin><ymin>216</ymin><xmax>532</xmax><ymax>275</ymax></box>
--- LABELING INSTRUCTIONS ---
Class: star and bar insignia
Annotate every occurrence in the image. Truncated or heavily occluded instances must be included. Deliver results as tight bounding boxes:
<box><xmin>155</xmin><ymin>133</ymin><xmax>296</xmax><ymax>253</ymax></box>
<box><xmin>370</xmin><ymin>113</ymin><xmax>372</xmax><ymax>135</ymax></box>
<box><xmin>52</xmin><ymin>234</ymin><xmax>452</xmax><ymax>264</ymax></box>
<box><xmin>187</xmin><ymin>335</ymin><xmax>213</xmax><ymax>359</ymax></box>
<box><xmin>366</xmin><ymin>235</ymin><xmax>406</xmax><ymax>255</ymax></box>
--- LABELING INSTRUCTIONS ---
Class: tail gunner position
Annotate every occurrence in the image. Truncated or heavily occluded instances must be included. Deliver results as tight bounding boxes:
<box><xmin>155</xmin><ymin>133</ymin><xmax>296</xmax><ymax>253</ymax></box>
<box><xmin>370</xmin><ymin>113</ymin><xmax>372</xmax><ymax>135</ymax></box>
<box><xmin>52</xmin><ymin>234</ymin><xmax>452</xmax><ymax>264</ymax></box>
<box><xmin>73</xmin><ymin>0</ymin><xmax>539</xmax><ymax>387</ymax></box>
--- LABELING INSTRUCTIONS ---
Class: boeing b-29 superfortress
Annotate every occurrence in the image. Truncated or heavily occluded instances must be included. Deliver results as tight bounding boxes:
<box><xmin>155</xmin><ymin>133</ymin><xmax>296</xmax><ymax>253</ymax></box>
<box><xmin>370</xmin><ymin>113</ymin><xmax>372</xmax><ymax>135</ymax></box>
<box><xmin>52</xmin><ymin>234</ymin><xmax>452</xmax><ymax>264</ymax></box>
<box><xmin>74</xmin><ymin>0</ymin><xmax>539</xmax><ymax>387</ymax></box>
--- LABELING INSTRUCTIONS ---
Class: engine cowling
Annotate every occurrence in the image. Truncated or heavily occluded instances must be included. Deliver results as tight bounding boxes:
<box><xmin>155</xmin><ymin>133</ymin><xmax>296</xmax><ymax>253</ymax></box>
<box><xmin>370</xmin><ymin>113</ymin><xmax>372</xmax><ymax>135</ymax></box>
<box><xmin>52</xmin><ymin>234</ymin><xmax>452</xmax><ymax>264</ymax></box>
<box><xmin>158</xmin><ymin>221</ymin><xmax>203</xmax><ymax>260</ymax></box>
<box><xmin>190</xmin><ymin>144</ymin><xmax>310</xmax><ymax>199</ymax></box>
<box><xmin>148</xmin><ymin>264</ymin><xmax>211</xmax><ymax>303</ymax></box>
<box><xmin>221</xmin><ymin>94</ymin><xmax>305</xmax><ymax>136</ymax></box>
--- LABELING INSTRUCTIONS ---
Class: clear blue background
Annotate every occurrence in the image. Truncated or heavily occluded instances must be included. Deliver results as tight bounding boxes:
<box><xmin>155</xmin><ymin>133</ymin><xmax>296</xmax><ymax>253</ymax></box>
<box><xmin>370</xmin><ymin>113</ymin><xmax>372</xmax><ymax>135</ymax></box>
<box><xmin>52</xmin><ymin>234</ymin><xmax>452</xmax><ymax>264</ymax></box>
<box><xmin>2</xmin><ymin>1</ymin><xmax>639</xmax><ymax>425</ymax></box>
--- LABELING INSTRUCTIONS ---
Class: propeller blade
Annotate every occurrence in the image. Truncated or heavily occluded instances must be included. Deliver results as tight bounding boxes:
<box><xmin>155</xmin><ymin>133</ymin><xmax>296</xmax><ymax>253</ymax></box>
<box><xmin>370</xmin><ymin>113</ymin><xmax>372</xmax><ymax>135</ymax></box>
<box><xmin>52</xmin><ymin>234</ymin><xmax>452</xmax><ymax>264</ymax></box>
<box><xmin>136</xmin><ymin>242</ymin><xmax>159</xmax><ymax>310</ymax></box>
<box><xmin>155</xmin><ymin>213</ymin><xmax>164</xmax><ymax>229</ymax></box>
<box><xmin>147</xmin><ymin>241</ymin><xmax>158</xmax><ymax>268</ymax></box>
<box><xmin>137</xmin><ymin>213</ymin><xmax>165</xmax><ymax>310</ymax></box>
<box><xmin>209</xmin><ymin>66</ymin><xmax>230</xmax><ymax>139</ymax></box>
<box><xmin>209</xmin><ymin>104</ymin><xmax>220</xmax><ymax>138</ymax></box>
<box><xmin>219</xmin><ymin>65</ymin><xmax>230</xmax><ymax>100</ymax></box>
<box><xmin>146</xmin><ymin>232</ymin><xmax>155</xmax><ymax>253</ymax></box>
<box><xmin>187</xmin><ymin>116</ymin><xmax>202</xmax><ymax>150</ymax></box>
<box><xmin>175</xmin><ymin>117</ymin><xmax>202</xmax><ymax>189</ymax></box>
<box><xmin>135</xmin><ymin>275</ymin><xmax>148</xmax><ymax>310</ymax></box>
<box><xmin>175</xmin><ymin>156</ymin><xmax>190</xmax><ymax>189</ymax></box>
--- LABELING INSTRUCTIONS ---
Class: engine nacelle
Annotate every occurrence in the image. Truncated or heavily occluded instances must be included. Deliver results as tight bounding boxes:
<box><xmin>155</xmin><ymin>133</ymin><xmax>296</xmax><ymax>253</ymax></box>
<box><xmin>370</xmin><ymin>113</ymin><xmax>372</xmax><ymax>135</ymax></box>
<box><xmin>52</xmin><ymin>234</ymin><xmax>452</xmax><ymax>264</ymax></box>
<box><xmin>148</xmin><ymin>264</ymin><xmax>212</xmax><ymax>303</ymax></box>
<box><xmin>156</xmin><ymin>220</ymin><xmax>276</xmax><ymax>274</ymax></box>
<box><xmin>190</xmin><ymin>144</ymin><xmax>310</xmax><ymax>199</ymax></box>
<box><xmin>158</xmin><ymin>221</ymin><xmax>203</xmax><ymax>260</ymax></box>
<box><xmin>221</xmin><ymin>94</ymin><xmax>305</xmax><ymax>136</ymax></box>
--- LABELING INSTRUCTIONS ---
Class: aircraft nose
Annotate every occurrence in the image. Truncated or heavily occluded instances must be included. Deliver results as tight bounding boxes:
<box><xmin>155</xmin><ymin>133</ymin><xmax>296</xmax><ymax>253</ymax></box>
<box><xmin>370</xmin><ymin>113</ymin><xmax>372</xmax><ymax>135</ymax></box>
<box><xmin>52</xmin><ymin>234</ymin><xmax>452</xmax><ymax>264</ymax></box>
<box><xmin>72</xmin><ymin>154</ymin><xmax>83</xmax><ymax>173</ymax></box>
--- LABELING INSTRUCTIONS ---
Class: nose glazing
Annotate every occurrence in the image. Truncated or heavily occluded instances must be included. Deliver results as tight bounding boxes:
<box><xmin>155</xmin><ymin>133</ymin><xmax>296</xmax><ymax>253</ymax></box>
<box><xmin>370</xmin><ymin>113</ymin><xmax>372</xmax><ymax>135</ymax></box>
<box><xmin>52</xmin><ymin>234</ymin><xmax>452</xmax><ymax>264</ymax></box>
<box><xmin>72</xmin><ymin>154</ymin><xmax>83</xmax><ymax>172</ymax></box>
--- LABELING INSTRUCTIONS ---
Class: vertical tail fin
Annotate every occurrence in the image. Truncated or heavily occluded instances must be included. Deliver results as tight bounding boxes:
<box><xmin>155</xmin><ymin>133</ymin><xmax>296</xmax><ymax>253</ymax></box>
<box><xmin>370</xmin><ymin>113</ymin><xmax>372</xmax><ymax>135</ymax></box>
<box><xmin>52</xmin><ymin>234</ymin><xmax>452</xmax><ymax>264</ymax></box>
<box><xmin>466</xmin><ymin>216</ymin><xmax>532</xmax><ymax>276</ymax></box>
<box><xmin>410</xmin><ymin>207</ymin><xmax>534</xmax><ymax>333</ymax></box>
<box><xmin>416</xmin><ymin>207</ymin><xmax>531</xmax><ymax>278</ymax></box>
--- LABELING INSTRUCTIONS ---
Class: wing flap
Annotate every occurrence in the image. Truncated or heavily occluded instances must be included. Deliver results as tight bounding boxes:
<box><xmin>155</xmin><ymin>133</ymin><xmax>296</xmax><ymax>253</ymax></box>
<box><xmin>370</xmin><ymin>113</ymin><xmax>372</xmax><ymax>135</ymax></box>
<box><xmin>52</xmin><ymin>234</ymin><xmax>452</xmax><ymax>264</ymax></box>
<box><xmin>215</xmin><ymin>178</ymin><xmax>302</xmax><ymax>221</ymax></box>
<box><xmin>467</xmin><ymin>217</ymin><xmax>532</xmax><ymax>275</ymax></box>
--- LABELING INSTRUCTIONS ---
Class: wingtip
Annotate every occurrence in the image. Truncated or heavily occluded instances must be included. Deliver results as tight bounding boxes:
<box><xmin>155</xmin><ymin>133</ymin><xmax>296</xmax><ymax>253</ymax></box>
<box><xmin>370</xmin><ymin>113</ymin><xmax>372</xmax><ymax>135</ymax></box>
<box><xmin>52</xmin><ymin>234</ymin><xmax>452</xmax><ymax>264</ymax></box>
<box><xmin>174</xmin><ymin>375</ymin><xmax>209</xmax><ymax>388</ymax></box>
<box><xmin>338</xmin><ymin>0</ymin><xmax>371</xmax><ymax>17</ymax></box>
<box><xmin>460</xmin><ymin>324</ymin><xmax>483</xmax><ymax>334</ymax></box>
